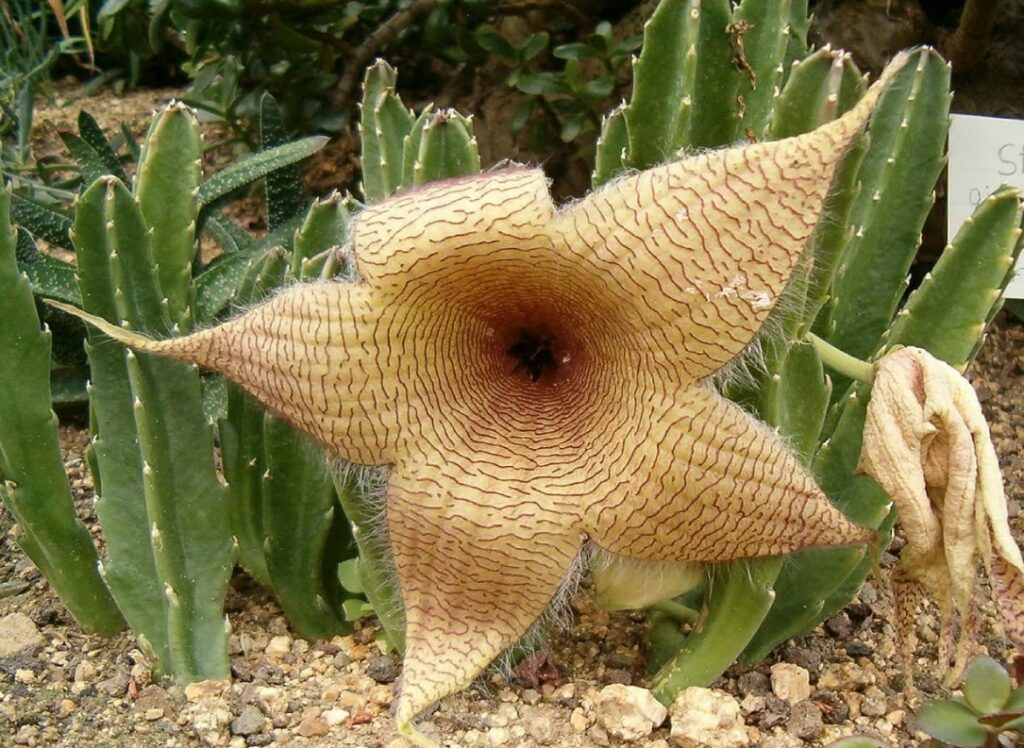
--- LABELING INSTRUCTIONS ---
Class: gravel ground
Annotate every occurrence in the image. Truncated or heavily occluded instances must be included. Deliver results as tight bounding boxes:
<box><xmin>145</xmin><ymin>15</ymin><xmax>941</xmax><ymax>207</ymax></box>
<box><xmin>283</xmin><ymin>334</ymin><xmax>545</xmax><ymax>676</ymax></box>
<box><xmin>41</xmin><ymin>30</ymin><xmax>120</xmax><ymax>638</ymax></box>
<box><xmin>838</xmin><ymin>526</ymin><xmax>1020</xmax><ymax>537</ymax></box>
<box><xmin>1</xmin><ymin>319</ymin><xmax>1022</xmax><ymax>747</ymax></box>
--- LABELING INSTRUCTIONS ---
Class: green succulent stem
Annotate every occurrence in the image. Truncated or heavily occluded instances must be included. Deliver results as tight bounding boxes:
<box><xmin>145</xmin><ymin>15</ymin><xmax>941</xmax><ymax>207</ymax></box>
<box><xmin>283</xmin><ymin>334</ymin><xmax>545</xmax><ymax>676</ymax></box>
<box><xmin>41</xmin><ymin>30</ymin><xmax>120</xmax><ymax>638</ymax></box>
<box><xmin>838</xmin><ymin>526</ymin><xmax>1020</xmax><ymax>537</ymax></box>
<box><xmin>806</xmin><ymin>333</ymin><xmax>874</xmax><ymax>384</ymax></box>
<box><xmin>650</xmin><ymin>558</ymin><xmax>781</xmax><ymax>704</ymax></box>
<box><xmin>648</xmin><ymin>599</ymin><xmax>700</xmax><ymax>624</ymax></box>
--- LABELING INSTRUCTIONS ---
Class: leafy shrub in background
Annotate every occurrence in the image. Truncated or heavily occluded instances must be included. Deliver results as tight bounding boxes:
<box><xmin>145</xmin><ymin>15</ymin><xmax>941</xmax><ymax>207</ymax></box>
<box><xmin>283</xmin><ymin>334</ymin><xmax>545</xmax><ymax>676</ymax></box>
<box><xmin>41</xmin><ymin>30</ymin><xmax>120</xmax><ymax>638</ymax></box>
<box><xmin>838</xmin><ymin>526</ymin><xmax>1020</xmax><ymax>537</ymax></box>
<box><xmin>18</xmin><ymin>0</ymin><xmax>640</xmax><ymax>152</ymax></box>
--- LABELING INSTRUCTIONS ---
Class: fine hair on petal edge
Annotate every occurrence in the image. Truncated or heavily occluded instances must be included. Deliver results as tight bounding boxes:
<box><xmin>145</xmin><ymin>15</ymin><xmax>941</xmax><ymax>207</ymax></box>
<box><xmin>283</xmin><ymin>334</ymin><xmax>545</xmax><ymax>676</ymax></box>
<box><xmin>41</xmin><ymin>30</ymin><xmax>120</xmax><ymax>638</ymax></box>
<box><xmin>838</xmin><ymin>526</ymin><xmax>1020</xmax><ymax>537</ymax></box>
<box><xmin>328</xmin><ymin>460</ymin><xmax>404</xmax><ymax>628</ymax></box>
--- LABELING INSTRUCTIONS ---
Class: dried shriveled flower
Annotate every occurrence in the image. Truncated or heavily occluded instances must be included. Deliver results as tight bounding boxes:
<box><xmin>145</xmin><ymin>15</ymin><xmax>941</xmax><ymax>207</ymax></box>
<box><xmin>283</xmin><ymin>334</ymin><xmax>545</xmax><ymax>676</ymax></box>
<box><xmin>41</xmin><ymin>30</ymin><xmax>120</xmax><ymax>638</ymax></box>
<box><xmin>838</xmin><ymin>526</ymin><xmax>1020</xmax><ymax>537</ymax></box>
<box><xmin>859</xmin><ymin>346</ymin><xmax>1024</xmax><ymax>688</ymax></box>
<box><xmin>54</xmin><ymin>54</ymin><xmax>910</xmax><ymax>747</ymax></box>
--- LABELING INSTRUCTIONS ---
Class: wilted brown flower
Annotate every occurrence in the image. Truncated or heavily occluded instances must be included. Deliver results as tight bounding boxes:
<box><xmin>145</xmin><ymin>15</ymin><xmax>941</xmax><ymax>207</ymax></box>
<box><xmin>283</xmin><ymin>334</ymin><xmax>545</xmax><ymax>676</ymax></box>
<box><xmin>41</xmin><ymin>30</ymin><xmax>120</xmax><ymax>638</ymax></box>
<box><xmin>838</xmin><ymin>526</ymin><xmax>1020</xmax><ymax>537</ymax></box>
<box><xmin>860</xmin><ymin>346</ymin><xmax>1024</xmax><ymax>688</ymax></box>
<box><xmin>53</xmin><ymin>54</ymin><xmax>910</xmax><ymax>747</ymax></box>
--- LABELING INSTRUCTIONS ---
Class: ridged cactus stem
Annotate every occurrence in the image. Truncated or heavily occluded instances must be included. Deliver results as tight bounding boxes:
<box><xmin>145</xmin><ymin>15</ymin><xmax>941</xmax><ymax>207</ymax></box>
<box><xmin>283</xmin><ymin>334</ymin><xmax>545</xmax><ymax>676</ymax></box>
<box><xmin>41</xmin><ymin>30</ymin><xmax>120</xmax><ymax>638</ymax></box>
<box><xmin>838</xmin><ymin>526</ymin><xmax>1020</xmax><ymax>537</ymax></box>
<box><xmin>135</xmin><ymin>104</ymin><xmax>202</xmax><ymax>330</ymax></box>
<box><xmin>0</xmin><ymin>187</ymin><xmax>123</xmax><ymax>636</ymax></box>
<box><xmin>76</xmin><ymin>175</ymin><xmax>233</xmax><ymax>681</ymax></box>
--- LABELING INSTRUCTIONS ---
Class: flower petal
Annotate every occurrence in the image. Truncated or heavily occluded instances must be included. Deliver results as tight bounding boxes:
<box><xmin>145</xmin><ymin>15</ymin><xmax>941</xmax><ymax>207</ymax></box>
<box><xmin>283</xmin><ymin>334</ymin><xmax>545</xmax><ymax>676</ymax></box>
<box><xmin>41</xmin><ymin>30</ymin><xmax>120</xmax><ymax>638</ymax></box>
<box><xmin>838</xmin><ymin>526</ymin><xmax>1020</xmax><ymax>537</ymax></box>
<box><xmin>585</xmin><ymin>384</ymin><xmax>871</xmax><ymax>562</ymax></box>
<box><xmin>552</xmin><ymin>55</ymin><xmax>908</xmax><ymax>383</ymax></box>
<box><xmin>351</xmin><ymin>168</ymin><xmax>558</xmax><ymax>287</ymax></box>
<box><xmin>386</xmin><ymin>459</ymin><xmax>583</xmax><ymax>739</ymax></box>
<box><xmin>52</xmin><ymin>284</ymin><xmax>399</xmax><ymax>465</ymax></box>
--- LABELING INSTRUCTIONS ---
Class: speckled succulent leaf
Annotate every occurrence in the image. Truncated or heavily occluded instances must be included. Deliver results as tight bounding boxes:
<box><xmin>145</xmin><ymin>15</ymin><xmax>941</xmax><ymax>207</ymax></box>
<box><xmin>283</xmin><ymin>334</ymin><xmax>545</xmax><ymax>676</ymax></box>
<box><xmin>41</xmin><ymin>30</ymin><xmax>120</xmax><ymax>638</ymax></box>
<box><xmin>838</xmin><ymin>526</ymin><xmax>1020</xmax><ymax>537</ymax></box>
<box><xmin>14</xmin><ymin>226</ymin><xmax>80</xmax><ymax>305</ymax></box>
<box><xmin>860</xmin><ymin>347</ymin><xmax>1024</xmax><ymax>688</ymax></box>
<box><xmin>259</xmin><ymin>93</ymin><xmax>308</xmax><ymax>232</ymax></box>
<box><xmin>49</xmin><ymin>56</ymin><xmax>907</xmax><ymax>743</ymax></box>
<box><xmin>11</xmin><ymin>192</ymin><xmax>73</xmax><ymax>250</ymax></box>
<box><xmin>0</xmin><ymin>187</ymin><xmax>123</xmax><ymax>636</ymax></box>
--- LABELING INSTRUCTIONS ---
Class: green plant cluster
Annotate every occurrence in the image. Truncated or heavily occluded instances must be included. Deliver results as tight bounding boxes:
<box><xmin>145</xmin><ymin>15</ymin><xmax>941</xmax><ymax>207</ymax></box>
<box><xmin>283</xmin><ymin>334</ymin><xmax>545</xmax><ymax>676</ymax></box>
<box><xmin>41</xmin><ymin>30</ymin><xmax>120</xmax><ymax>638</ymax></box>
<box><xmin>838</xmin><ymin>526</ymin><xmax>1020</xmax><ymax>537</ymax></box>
<box><xmin>586</xmin><ymin>0</ymin><xmax>1022</xmax><ymax>700</ymax></box>
<box><xmin>919</xmin><ymin>657</ymin><xmax>1024</xmax><ymax>747</ymax></box>
<box><xmin>6</xmin><ymin>0</ymin><xmax>640</xmax><ymax>152</ymax></box>
<box><xmin>0</xmin><ymin>61</ymin><xmax>483</xmax><ymax>674</ymax></box>
<box><xmin>1</xmin><ymin>0</ymin><xmax>1022</xmax><ymax>709</ymax></box>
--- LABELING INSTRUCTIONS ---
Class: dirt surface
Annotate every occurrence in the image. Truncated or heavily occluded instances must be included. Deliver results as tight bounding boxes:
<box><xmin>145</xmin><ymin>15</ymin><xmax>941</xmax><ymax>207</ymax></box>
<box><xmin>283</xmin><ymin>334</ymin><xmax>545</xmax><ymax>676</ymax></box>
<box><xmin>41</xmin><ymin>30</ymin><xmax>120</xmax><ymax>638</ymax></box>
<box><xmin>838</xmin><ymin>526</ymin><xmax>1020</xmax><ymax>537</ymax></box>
<box><xmin>0</xmin><ymin>319</ymin><xmax>1021</xmax><ymax>748</ymax></box>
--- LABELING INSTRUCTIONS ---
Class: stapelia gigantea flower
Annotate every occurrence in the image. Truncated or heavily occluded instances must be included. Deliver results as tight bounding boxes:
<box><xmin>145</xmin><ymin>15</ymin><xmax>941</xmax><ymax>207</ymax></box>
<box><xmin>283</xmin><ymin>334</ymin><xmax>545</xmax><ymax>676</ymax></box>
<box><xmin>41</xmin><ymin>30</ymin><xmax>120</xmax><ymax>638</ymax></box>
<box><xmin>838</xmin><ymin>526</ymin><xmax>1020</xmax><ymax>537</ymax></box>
<box><xmin>859</xmin><ymin>346</ymin><xmax>1024</xmax><ymax>688</ymax></box>
<box><xmin>56</xmin><ymin>54</ymin><xmax>908</xmax><ymax>746</ymax></box>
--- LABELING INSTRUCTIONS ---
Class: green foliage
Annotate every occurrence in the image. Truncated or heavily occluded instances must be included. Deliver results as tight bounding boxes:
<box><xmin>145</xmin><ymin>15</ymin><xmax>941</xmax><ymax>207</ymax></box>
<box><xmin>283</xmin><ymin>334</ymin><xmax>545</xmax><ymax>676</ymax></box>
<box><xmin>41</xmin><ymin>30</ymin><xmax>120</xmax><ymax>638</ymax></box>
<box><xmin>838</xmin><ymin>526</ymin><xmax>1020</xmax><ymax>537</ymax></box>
<box><xmin>487</xmin><ymin>22</ymin><xmax>640</xmax><ymax>145</ymax></box>
<box><xmin>918</xmin><ymin>657</ymin><xmax>1024</xmax><ymax>747</ymax></box>
<box><xmin>3</xmin><ymin>0</ymin><xmax>1021</xmax><ymax>708</ymax></box>
<box><xmin>2</xmin><ymin>100</ymin><xmax>329</xmax><ymax>406</ymax></box>
<box><xmin>359</xmin><ymin>59</ymin><xmax>481</xmax><ymax>203</ymax></box>
<box><xmin>0</xmin><ymin>0</ymin><xmax>88</xmax><ymax>165</ymax></box>
<box><xmin>0</xmin><ymin>95</ymin><xmax>354</xmax><ymax>677</ymax></box>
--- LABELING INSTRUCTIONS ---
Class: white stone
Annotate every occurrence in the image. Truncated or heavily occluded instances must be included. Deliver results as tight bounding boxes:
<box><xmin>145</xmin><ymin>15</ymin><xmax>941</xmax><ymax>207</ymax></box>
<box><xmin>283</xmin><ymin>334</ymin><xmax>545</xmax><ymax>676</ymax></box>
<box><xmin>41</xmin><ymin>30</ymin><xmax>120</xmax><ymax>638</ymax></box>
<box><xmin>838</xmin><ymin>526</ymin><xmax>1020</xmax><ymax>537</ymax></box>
<box><xmin>256</xmin><ymin>686</ymin><xmax>288</xmax><ymax>718</ymax></box>
<box><xmin>487</xmin><ymin>726</ymin><xmax>511</xmax><ymax>746</ymax></box>
<box><xmin>594</xmin><ymin>684</ymin><xmax>668</xmax><ymax>741</ymax></box>
<box><xmin>0</xmin><ymin>613</ymin><xmax>43</xmax><ymax>657</ymax></box>
<box><xmin>669</xmin><ymin>687</ymin><xmax>750</xmax><ymax>748</ymax></box>
<box><xmin>323</xmin><ymin>707</ymin><xmax>350</xmax><ymax>727</ymax></box>
<box><xmin>770</xmin><ymin>663</ymin><xmax>811</xmax><ymax>704</ymax></box>
<box><xmin>264</xmin><ymin>635</ymin><xmax>291</xmax><ymax>659</ymax></box>
<box><xmin>570</xmin><ymin>707</ymin><xmax>590</xmax><ymax>732</ymax></box>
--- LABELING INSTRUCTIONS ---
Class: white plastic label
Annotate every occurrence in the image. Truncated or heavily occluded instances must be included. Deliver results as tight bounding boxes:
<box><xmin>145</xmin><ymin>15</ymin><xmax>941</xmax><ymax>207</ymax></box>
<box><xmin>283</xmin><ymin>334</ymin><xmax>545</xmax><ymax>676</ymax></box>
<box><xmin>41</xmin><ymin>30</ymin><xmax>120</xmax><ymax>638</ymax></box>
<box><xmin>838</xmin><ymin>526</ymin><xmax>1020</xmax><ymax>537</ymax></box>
<box><xmin>948</xmin><ymin>113</ymin><xmax>1024</xmax><ymax>298</ymax></box>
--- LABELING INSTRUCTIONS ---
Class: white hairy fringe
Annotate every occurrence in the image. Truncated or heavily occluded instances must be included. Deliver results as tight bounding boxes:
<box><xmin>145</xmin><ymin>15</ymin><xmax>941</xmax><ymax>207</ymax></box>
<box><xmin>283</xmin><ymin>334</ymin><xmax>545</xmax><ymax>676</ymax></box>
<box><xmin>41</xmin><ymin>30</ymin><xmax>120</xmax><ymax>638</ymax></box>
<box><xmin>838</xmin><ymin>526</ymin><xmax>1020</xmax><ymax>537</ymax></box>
<box><xmin>491</xmin><ymin>543</ymin><xmax>596</xmax><ymax>679</ymax></box>
<box><xmin>328</xmin><ymin>460</ymin><xmax>404</xmax><ymax>629</ymax></box>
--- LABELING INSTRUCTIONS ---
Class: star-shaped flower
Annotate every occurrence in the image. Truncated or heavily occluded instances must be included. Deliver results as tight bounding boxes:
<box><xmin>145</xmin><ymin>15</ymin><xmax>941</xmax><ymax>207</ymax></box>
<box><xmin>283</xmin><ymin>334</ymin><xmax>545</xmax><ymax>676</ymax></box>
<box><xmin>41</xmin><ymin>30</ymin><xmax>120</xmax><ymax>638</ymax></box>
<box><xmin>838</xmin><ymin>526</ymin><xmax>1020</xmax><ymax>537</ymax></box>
<box><xmin>56</xmin><ymin>56</ymin><xmax>908</xmax><ymax>746</ymax></box>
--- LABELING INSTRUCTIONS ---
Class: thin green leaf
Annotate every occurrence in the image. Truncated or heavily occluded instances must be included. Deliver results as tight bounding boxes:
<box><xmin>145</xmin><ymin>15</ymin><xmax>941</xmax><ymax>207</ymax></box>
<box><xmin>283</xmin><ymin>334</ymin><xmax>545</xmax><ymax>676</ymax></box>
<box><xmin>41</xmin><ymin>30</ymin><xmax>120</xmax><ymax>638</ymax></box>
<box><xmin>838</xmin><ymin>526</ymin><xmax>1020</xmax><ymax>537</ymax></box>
<box><xmin>197</xmin><ymin>136</ymin><xmax>328</xmax><ymax>208</ymax></box>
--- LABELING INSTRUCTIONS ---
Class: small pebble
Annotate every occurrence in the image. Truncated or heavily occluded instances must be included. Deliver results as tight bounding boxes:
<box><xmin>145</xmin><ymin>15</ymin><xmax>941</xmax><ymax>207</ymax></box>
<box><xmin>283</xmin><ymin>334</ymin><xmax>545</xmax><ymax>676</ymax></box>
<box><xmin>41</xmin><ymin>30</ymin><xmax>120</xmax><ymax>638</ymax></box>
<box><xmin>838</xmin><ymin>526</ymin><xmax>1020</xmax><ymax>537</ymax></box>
<box><xmin>231</xmin><ymin>705</ymin><xmax>266</xmax><ymax>736</ymax></box>
<box><xmin>594</xmin><ymin>684</ymin><xmax>666</xmax><ymax>741</ymax></box>
<box><xmin>845</xmin><ymin>640</ymin><xmax>874</xmax><ymax>657</ymax></box>
<box><xmin>786</xmin><ymin>700</ymin><xmax>823</xmax><ymax>740</ymax></box>
<box><xmin>825</xmin><ymin>611</ymin><xmax>854</xmax><ymax>638</ymax></box>
<box><xmin>770</xmin><ymin>663</ymin><xmax>810</xmax><ymax>704</ymax></box>
<box><xmin>264</xmin><ymin>636</ymin><xmax>291</xmax><ymax>659</ymax></box>
<box><xmin>737</xmin><ymin>671</ymin><xmax>770</xmax><ymax>696</ymax></box>
<box><xmin>366</xmin><ymin>655</ymin><xmax>399</xmax><ymax>683</ymax></box>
